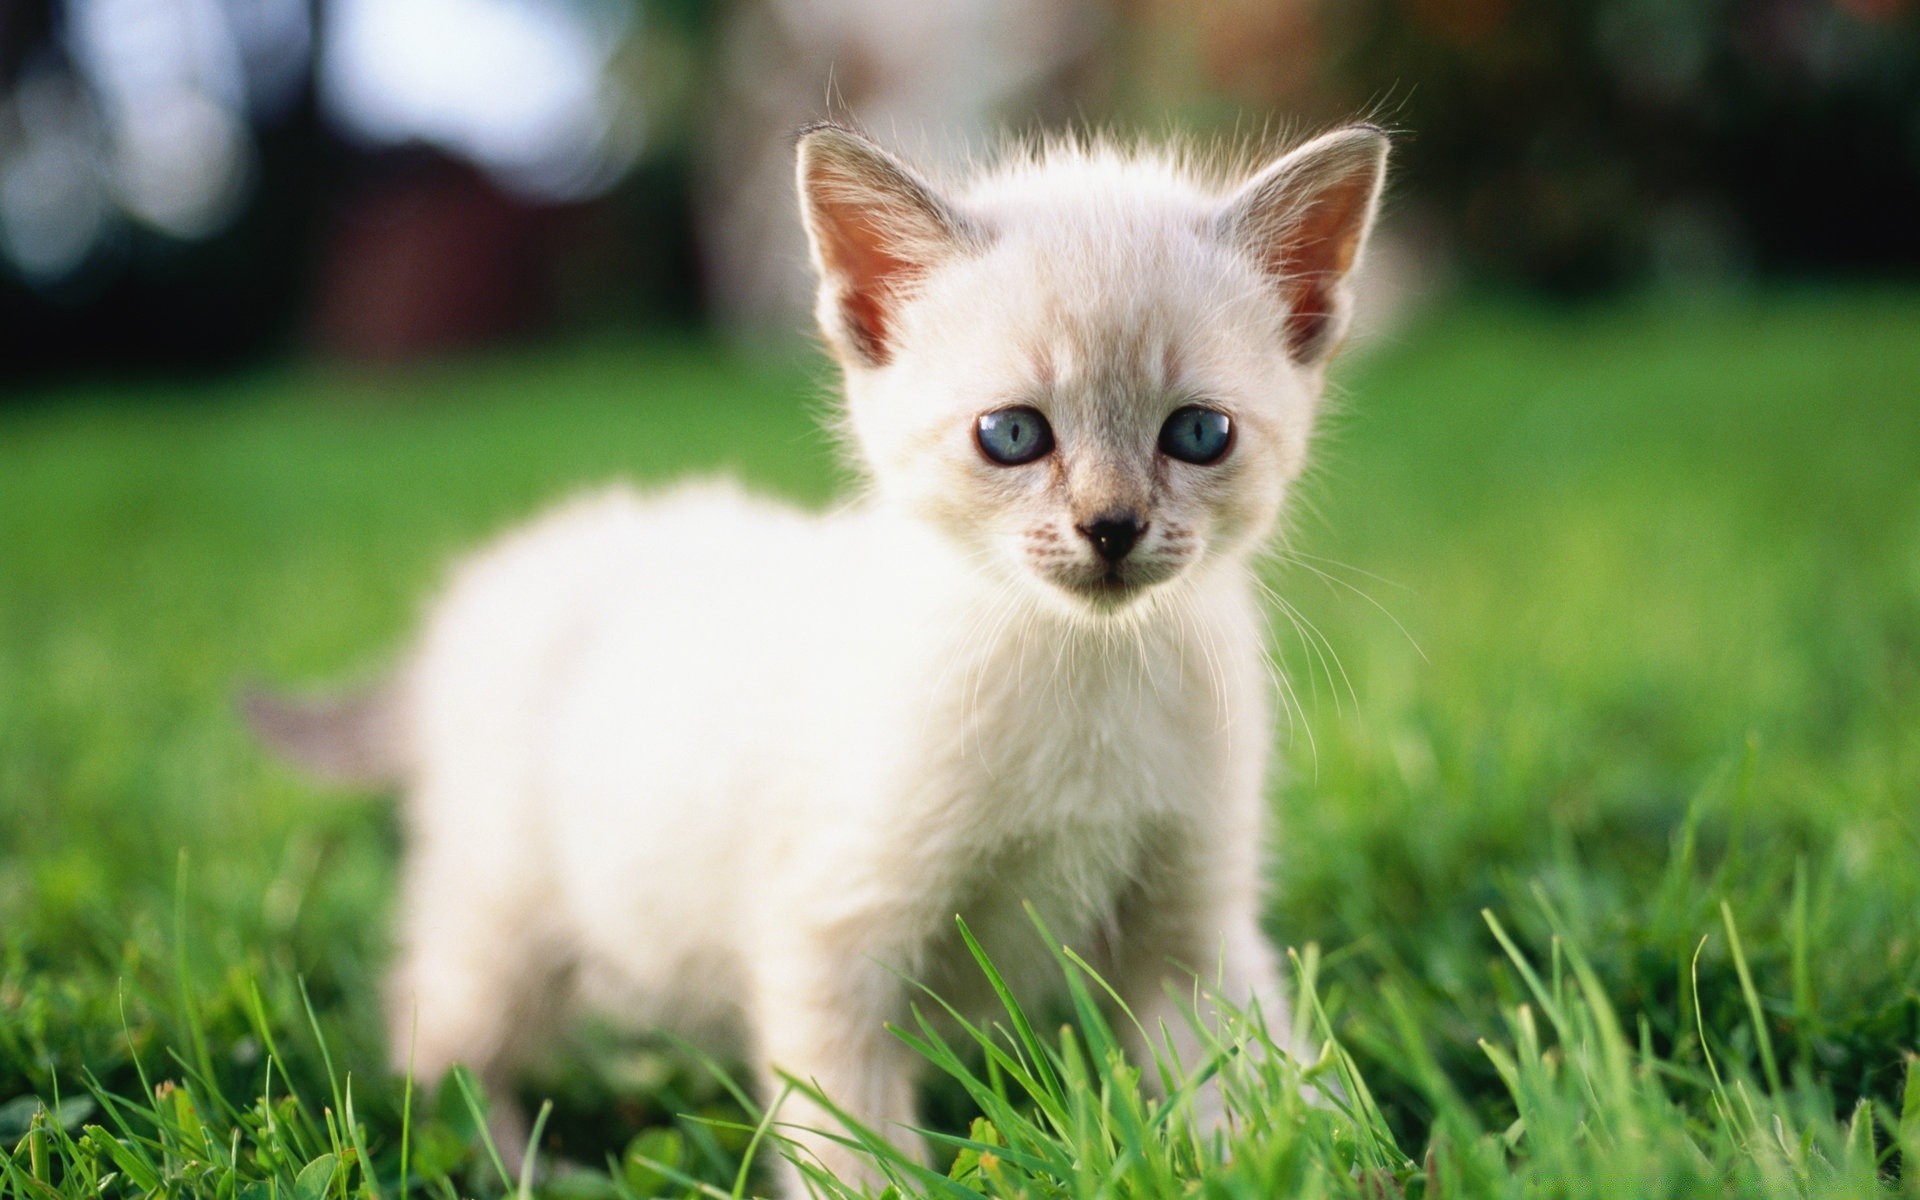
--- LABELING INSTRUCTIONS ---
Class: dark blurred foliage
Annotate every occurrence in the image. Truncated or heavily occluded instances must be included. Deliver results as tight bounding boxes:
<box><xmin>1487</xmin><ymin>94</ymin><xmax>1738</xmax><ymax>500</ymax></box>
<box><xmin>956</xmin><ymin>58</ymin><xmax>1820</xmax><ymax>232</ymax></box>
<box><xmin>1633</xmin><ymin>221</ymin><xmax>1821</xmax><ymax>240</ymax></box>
<box><xmin>1</xmin><ymin>0</ymin><xmax>311</xmax><ymax>379</ymax></box>
<box><xmin>1329</xmin><ymin>0</ymin><xmax>1920</xmax><ymax>289</ymax></box>
<box><xmin>2</xmin><ymin>0</ymin><xmax>1918</xmax><ymax>386</ymax></box>
<box><xmin>0</xmin><ymin>0</ymin><xmax>696</xmax><ymax>386</ymax></box>
<box><xmin>0</xmin><ymin>67</ymin><xmax>322</xmax><ymax>379</ymax></box>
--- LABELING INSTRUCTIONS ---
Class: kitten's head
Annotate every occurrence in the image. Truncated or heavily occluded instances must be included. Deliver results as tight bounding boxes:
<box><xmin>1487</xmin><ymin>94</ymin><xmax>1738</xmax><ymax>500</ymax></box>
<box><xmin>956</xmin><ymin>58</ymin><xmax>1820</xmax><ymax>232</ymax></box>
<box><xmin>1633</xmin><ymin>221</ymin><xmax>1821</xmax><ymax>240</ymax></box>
<box><xmin>797</xmin><ymin>124</ymin><xmax>1387</xmax><ymax>614</ymax></box>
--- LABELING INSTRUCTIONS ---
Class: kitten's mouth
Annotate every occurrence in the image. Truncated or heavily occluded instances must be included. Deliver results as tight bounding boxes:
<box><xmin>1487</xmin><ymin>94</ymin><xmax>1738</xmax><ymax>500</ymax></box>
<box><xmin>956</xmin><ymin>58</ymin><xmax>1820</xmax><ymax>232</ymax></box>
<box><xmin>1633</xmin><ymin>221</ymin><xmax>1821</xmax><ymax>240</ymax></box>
<box><xmin>1050</xmin><ymin>564</ymin><xmax>1166</xmax><ymax>608</ymax></box>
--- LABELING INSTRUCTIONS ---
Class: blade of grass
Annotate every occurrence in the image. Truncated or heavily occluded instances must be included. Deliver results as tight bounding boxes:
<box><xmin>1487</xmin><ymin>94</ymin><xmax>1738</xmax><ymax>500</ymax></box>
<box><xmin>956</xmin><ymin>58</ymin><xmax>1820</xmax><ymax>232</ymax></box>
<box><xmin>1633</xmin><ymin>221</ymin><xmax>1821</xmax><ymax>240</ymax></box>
<box><xmin>1720</xmin><ymin>901</ymin><xmax>1783</xmax><ymax>1095</ymax></box>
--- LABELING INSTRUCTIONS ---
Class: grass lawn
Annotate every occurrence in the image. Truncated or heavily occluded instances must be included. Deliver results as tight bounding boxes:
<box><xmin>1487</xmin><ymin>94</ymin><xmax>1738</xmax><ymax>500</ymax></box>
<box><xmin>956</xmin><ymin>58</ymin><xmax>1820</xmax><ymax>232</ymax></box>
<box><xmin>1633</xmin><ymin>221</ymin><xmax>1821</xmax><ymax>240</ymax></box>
<box><xmin>2</xmin><ymin>291</ymin><xmax>1917</xmax><ymax>1197</ymax></box>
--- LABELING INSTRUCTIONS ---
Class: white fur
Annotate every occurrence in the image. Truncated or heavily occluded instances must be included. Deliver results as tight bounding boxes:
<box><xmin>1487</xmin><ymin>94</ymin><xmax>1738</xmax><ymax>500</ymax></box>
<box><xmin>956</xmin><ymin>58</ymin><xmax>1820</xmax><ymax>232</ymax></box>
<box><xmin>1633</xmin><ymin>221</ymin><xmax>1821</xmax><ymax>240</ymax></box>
<box><xmin>375</xmin><ymin>127</ymin><xmax>1386</xmax><ymax>1194</ymax></box>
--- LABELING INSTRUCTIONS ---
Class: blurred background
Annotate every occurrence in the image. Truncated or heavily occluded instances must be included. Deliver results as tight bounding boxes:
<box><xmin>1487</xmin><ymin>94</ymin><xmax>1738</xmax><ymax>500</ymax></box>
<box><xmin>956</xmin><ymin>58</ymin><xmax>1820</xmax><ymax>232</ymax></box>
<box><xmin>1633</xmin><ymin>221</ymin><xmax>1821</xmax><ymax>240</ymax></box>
<box><xmin>4</xmin><ymin>4</ymin><xmax>1919</xmax><ymax>1188</ymax></box>
<box><xmin>2</xmin><ymin>0</ymin><xmax>1917</xmax><ymax>381</ymax></box>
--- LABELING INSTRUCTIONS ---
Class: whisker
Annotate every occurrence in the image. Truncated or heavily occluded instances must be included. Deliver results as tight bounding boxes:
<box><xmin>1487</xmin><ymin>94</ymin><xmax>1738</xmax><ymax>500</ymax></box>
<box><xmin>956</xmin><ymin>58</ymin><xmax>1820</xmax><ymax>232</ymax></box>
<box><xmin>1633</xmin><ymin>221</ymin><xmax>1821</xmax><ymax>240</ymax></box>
<box><xmin>1283</xmin><ymin>549</ymin><xmax>1415</xmax><ymax>593</ymax></box>
<box><xmin>1278</xmin><ymin>551</ymin><xmax>1429</xmax><ymax>664</ymax></box>
<box><xmin>1254</xmin><ymin>573</ymin><xmax>1358</xmax><ymax>716</ymax></box>
<box><xmin>1240</xmin><ymin>569</ymin><xmax>1317</xmax><ymax>777</ymax></box>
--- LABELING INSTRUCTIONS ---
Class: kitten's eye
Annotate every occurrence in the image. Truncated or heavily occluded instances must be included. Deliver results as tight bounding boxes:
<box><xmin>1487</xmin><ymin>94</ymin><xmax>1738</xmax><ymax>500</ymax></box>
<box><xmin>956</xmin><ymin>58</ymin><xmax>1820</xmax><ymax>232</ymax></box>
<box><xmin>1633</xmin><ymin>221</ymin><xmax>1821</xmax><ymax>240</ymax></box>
<box><xmin>975</xmin><ymin>406</ymin><xmax>1055</xmax><ymax>466</ymax></box>
<box><xmin>1158</xmin><ymin>406</ymin><xmax>1233</xmax><ymax>465</ymax></box>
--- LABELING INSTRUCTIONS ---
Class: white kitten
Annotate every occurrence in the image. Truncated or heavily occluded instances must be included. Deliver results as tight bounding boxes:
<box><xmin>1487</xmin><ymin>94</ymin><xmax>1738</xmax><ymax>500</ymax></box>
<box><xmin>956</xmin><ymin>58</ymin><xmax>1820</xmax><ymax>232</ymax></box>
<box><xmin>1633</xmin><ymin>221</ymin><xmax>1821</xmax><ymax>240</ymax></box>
<box><xmin>252</xmin><ymin>122</ymin><xmax>1387</xmax><ymax>1194</ymax></box>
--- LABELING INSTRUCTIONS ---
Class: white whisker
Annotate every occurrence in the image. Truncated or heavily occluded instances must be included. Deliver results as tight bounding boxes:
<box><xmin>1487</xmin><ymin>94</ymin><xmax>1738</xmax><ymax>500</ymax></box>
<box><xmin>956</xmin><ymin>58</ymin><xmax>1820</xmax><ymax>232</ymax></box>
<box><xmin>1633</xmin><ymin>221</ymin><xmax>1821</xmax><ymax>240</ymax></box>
<box><xmin>1279</xmin><ymin>550</ymin><xmax>1428</xmax><ymax>663</ymax></box>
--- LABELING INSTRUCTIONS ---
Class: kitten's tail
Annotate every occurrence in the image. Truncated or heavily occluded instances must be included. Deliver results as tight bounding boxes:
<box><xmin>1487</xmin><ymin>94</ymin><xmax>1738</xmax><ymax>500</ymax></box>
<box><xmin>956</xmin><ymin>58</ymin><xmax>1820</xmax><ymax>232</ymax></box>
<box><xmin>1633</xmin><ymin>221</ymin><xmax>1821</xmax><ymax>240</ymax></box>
<box><xmin>240</xmin><ymin>676</ymin><xmax>407</xmax><ymax>788</ymax></box>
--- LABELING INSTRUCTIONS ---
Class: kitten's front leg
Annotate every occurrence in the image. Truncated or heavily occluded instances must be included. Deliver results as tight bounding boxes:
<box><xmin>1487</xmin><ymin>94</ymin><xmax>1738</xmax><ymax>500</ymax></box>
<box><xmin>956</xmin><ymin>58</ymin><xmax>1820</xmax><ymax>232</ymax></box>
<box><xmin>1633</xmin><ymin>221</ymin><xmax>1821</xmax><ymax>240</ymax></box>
<box><xmin>749</xmin><ymin>944</ymin><xmax>922</xmax><ymax>1197</ymax></box>
<box><xmin>1109</xmin><ymin>835</ymin><xmax>1308</xmax><ymax>1139</ymax></box>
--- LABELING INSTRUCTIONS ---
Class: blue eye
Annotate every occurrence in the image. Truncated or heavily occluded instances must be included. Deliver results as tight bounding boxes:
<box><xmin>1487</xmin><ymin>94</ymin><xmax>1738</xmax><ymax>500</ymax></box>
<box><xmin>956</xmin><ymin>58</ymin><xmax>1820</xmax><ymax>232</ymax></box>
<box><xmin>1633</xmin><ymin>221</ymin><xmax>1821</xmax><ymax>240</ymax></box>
<box><xmin>976</xmin><ymin>406</ymin><xmax>1055</xmax><ymax>466</ymax></box>
<box><xmin>1158</xmin><ymin>406</ymin><xmax>1233</xmax><ymax>464</ymax></box>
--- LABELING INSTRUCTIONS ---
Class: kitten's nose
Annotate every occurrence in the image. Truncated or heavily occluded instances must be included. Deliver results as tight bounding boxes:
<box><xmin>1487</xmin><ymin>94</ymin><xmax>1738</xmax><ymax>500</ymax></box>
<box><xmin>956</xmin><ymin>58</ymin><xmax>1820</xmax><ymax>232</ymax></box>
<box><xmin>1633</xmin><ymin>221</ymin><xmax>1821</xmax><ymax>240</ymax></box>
<box><xmin>1078</xmin><ymin>515</ymin><xmax>1144</xmax><ymax>564</ymax></box>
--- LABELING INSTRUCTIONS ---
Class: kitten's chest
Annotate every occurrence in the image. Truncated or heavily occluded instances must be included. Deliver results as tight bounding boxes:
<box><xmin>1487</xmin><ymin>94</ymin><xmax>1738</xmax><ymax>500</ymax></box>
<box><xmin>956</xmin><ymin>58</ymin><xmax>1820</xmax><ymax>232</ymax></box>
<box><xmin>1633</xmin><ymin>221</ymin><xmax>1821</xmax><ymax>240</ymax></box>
<box><xmin>950</xmin><ymin>620</ymin><xmax>1231</xmax><ymax>821</ymax></box>
<box><xmin>847</xmin><ymin>584</ymin><xmax>1267</xmax><ymax>1011</ymax></box>
<box><xmin>895</xmin><ymin>667</ymin><xmax>1204</xmax><ymax>1011</ymax></box>
<box><xmin>905</xmin><ymin>623</ymin><xmax>1231</xmax><ymax>939</ymax></box>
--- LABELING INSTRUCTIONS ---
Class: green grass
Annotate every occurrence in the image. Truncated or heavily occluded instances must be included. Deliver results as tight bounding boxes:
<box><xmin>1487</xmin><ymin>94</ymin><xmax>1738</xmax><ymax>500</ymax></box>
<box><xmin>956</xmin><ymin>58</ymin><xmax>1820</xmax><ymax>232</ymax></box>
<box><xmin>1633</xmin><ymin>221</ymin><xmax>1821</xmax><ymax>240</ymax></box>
<box><xmin>2</xmin><ymin>290</ymin><xmax>1918</xmax><ymax>1197</ymax></box>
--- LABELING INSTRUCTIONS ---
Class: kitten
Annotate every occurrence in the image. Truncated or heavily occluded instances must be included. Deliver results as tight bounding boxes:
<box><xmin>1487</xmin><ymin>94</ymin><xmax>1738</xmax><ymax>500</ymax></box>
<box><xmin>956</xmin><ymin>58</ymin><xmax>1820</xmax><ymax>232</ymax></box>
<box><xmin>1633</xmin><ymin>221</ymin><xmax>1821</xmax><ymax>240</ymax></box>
<box><xmin>251</xmin><ymin>121</ymin><xmax>1387</xmax><ymax>1194</ymax></box>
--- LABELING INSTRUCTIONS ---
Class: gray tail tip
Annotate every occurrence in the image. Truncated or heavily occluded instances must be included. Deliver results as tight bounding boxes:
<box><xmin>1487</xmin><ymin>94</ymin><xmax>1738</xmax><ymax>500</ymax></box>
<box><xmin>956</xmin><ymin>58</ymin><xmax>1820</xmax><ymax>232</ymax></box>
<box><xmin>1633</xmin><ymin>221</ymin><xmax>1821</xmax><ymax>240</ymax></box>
<box><xmin>238</xmin><ymin>677</ymin><xmax>404</xmax><ymax>789</ymax></box>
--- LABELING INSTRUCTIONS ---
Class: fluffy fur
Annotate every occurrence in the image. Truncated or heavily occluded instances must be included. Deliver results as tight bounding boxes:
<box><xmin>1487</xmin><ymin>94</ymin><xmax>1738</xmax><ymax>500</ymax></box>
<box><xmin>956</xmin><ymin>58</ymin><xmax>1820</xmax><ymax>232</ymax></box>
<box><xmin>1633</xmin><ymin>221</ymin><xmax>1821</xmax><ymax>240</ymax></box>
<box><xmin>255</xmin><ymin>123</ymin><xmax>1388</xmax><ymax>1195</ymax></box>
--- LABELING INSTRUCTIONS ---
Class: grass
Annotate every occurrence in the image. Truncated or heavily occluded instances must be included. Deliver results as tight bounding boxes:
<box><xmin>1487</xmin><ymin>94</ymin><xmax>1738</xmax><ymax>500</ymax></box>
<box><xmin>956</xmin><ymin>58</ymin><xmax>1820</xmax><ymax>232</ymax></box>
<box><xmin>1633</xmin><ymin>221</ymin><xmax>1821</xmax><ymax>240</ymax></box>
<box><xmin>2</xmin><ymin>289</ymin><xmax>1917</xmax><ymax>1197</ymax></box>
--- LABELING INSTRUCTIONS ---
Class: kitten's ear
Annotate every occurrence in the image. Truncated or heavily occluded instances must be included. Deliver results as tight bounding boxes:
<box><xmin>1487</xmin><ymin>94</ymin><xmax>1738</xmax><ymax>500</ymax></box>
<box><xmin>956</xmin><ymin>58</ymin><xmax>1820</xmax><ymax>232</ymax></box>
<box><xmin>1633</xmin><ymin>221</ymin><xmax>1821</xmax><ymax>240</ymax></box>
<box><xmin>1217</xmin><ymin>125</ymin><xmax>1389</xmax><ymax>367</ymax></box>
<box><xmin>796</xmin><ymin>124</ymin><xmax>968</xmax><ymax>368</ymax></box>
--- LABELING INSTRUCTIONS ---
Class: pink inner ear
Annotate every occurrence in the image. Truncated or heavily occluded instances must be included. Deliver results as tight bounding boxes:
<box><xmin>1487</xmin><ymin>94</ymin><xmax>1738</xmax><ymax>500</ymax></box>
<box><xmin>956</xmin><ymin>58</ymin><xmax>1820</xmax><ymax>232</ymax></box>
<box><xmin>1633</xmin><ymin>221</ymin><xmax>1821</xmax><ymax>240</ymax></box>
<box><xmin>813</xmin><ymin>197</ymin><xmax>920</xmax><ymax>365</ymax></box>
<box><xmin>1283</xmin><ymin>284</ymin><xmax>1335</xmax><ymax>356</ymax></box>
<box><xmin>1261</xmin><ymin>174</ymin><xmax>1376</xmax><ymax>362</ymax></box>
